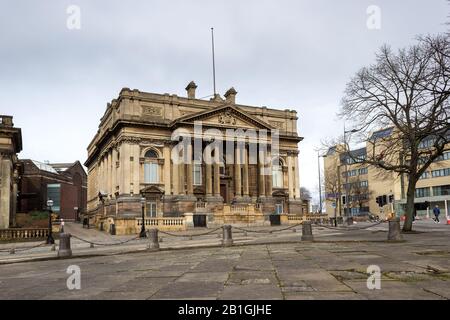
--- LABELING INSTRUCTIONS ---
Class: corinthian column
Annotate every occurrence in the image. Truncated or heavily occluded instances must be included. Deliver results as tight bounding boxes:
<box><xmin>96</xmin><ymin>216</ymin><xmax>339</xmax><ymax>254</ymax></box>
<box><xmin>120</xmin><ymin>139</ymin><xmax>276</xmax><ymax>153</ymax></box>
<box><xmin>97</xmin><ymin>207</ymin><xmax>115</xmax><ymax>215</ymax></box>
<box><xmin>243</xmin><ymin>145</ymin><xmax>249</xmax><ymax>197</ymax></box>
<box><xmin>258</xmin><ymin>147</ymin><xmax>266</xmax><ymax>198</ymax></box>
<box><xmin>186</xmin><ymin>143</ymin><xmax>194</xmax><ymax>195</ymax></box>
<box><xmin>234</xmin><ymin>143</ymin><xmax>242</xmax><ymax>198</ymax></box>
<box><xmin>214</xmin><ymin>161</ymin><xmax>220</xmax><ymax>196</ymax></box>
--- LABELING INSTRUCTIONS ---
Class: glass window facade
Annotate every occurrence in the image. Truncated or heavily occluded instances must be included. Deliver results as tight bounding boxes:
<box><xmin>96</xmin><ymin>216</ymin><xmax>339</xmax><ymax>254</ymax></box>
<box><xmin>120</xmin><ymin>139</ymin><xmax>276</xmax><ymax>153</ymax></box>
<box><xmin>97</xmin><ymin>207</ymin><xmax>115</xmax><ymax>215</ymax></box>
<box><xmin>432</xmin><ymin>185</ymin><xmax>450</xmax><ymax>196</ymax></box>
<box><xmin>47</xmin><ymin>183</ymin><xmax>61</xmax><ymax>212</ymax></box>
<box><xmin>144</xmin><ymin>163</ymin><xmax>159</xmax><ymax>183</ymax></box>
<box><xmin>431</xmin><ymin>168</ymin><xmax>450</xmax><ymax>178</ymax></box>
<box><xmin>415</xmin><ymin>187</ymin><xmax>431</xmax><ymax>198</ymax></box>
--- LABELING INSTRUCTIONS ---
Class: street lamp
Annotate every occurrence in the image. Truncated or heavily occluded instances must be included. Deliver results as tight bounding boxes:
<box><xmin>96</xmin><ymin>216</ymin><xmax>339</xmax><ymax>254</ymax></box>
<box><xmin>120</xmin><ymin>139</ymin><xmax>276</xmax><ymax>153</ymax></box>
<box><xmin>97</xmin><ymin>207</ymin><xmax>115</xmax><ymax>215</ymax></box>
<box><xmin>139</xmin><ymin>197</ymin><xmax>147</xmax><ymax>238</ymax></box>
<box><xmin>343</xmin><ymin>127</ymin><xmax>358</xmax><ymax>218</ymax></box>
<box><xmin>318</xmin><ymin>152</ymin><xmax>327</xmax><ymax>214</ymax></box>
<box><xmin>46</xmin><ymin>199</ymin><xmax>54</xmax><ymax>244</ymax></box>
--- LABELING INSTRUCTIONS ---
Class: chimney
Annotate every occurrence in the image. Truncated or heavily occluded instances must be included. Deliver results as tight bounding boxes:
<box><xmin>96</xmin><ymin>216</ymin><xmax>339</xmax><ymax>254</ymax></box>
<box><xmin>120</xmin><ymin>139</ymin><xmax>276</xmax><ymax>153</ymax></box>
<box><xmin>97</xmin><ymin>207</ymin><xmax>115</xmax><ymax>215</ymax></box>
<box><xmin>185</xmin><ymin>81</ymin><xmax>197</xmax><ymax>99</ymax></box>
<box><xmin>224</xmin><ymin>87</ymin><xmax>237</xmax><ymax>104</ymax></box>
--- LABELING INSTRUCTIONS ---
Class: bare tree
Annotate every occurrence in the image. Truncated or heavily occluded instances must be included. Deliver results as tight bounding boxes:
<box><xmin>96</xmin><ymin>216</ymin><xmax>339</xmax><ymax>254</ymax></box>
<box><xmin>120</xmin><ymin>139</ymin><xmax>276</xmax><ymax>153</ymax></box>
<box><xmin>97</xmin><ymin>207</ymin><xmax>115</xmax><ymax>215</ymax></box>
<box><xmin>323</xmin><ymin>158</ymin><xmax>341</xmax><ymax>218</ymax></box>
<box><xmin>340</xmin><ymin>35</ymin><xmax>450</xmax><ymax>231</ymax></box>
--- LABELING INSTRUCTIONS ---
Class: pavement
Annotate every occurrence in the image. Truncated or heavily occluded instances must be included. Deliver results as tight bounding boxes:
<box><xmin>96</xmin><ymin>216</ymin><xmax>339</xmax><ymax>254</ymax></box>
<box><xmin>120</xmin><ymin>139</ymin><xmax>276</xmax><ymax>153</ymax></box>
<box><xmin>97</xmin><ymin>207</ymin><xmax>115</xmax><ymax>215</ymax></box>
<box><xmin>0</xmin><ymin>220</ymin><xmax>449</xmax><ymax>299</ymax></box>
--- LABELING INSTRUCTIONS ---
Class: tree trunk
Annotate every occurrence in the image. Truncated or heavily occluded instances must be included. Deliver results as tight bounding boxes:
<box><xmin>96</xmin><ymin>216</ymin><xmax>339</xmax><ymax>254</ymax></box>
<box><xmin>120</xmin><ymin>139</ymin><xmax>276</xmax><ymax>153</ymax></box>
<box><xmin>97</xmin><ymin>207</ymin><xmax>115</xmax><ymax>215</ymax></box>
<box><xmin>403</xmin><ymin>177</ymin><xmax>417</xmax><ymax>232</ymax></box>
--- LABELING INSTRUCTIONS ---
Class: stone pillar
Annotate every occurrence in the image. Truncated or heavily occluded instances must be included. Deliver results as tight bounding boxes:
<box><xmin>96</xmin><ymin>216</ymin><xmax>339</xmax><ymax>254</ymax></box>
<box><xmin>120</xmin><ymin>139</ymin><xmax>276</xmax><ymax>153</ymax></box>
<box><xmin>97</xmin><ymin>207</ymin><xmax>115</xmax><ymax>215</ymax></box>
<box><xmin>111</xmin><ymin>148</ymin><xmax>117</xmax><ymax>196</ymax></box>
<box><xmin>258</xmin><ymin>148</ymin><xmax>266</xmax><ymax>198</ymax></box>
<box><xmin>179</xmin><ymin>151</ymin><xmax>185</xmax><ymax>195</ymax></box>
<box><xmin>266</xmin><ymin>148</ymin><xmax>273</xmax><ymax>197</ymax></box>
<box><xmin>388</xmin><ymin>217</ymin><xmax>403</xmax><ymax>241</ymax></box>
<box><xmin>11</xmin><ymin>169</ymin><xmax>18</xmax><ymax>226</ymax></box>
<box><xmin>0</xmin><ymin>157</ymin><xmax>12</xmax><ymax>228</ymax></box>
<box><xmin>206</xmin><ymin>162</ymin><xmax>212</xmax><ymax>196</ymax></box>
<box><xmin>294</xmin><ymin>154</ymin><xmax>300</xmax><ymax>199</ymax></box>
<box><xmin>107</xmin><ymin>150</ymin><xmax>112</xmax><ymax>196</ymax></box>
<box><xmin>234</xmin><ymin>143</ymin><xmax>242</xmax><ymax>198</ymax></box>
<box><xmin>123</xmin><ymin>144</ymin><xmax>131</xmax><ymax>194</ymax></box>
<box><xmin>172</xmin><ymin>151</ymin><xmax>179</xmax><ymax>196</ymax></box>
<box><xmin>445</xmin><ymin>199</ymin><xmax>449</xmax><ymax>220</ymax></box>
<box><xmin>163</xmin><ymin>145</ymin><xmax>171</xmax><ymax>196</ymax></box>
<box><xmin>243</xmin><ymin>145</ymin><xmax>249</xmax><ymax>197</ymax></box>
<box><xmin>214</xmin><ymin>161</ymin><xmax>220</xmax><ymax>196</ymax></box>
<box><xmin>287</xmin><ymin>155</ymin><xmax>294</xmax><ymax>199</ymax></box>
<box><xmin>186</xmin><ymin>143</ymin><xmax>194</xmax><ymax>195</ymax></box>
<box><xmin>132</xmin><ymin>145</ymin><xmax>140</xmax><ymax>195</ymax></box>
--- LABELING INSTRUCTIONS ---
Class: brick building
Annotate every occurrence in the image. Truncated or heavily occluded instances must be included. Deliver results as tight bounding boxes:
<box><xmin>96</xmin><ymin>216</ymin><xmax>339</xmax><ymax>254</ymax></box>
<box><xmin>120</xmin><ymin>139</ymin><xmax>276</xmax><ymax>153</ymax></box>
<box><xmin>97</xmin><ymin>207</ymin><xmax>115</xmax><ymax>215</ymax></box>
<box><xmin>17</xmin><ymin>160</ymin><xmax>87</xmax><ymax>220</ymax></box>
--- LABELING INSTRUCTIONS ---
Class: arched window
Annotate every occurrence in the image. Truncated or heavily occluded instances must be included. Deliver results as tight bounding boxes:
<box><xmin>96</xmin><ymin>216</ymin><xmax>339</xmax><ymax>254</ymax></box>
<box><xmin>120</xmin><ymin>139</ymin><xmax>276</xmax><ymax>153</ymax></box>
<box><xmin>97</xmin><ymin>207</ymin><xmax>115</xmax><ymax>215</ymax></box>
<box><xmin>144</xmin><ymin>149</ymin><xmax>159</xmax><ymax>183</ymax></box>
<box><xmin>272</xmin><ymin>159</ymin><xmax>283</xmax><ymax>188</ymax></box>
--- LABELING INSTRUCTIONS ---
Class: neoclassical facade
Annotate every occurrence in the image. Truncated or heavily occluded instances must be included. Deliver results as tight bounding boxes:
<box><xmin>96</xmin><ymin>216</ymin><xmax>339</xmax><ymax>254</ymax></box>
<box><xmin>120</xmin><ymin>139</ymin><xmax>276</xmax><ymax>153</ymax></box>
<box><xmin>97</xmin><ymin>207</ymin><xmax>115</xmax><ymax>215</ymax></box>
<box><xmin>85</xmin><ymin>82</ymin><xmax>304</xmax><ymax>227</ymax></box>
<box><xmin>0</xmin><ymin>115</ymin><xmax>22</xmax><ymax>229</ymax></box>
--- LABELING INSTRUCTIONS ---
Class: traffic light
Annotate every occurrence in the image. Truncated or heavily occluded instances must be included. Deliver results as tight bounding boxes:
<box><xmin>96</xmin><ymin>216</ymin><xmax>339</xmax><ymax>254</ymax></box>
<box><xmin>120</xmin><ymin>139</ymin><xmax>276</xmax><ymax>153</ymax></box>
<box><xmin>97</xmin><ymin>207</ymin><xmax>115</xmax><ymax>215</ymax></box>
<box><xmin>342</xmin><ymin>195</ymin><xmax>346</xmax><ymax>205</ymax></box>
<box><xmin>382</xmin><ymin>195</ymin><xmax>387</xmax><ymax>206</ymax></box>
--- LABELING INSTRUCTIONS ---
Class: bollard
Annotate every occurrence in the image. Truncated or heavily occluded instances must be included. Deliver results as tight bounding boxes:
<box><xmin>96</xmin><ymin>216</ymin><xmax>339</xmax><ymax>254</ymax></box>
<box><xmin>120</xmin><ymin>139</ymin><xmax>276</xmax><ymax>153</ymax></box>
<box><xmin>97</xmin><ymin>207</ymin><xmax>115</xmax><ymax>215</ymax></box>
<box><xmin>301</xmin><ymin>221</ymin><xmax>314</xmax><ymax>241</ymax></box>
<box><xmin>147</xmin><ymin>228</ymin><xmax>160</xmax><ymax>251</ymax></box>
<box><xmin>292</xmin><ymin>228</ymin><xmax>296</xmax><ymax>233</ymax></box>
<box><xmin>388</xmin><ymin>217</ymin><xmax>403</xmax><ymax>241</ymax></box>
<box><xmin>347</xmin><ymin>216</ymin><xmax>354</xmax><ymax>226</ymax></box>
<box><xmin>90</xmin><ymin>243</ymin><xmax>94</xmax><ymax>248</ymax></box>
<box><xmin>51</xmin><ymin>244</ymin><xmax>56</xmax><ymax>251</ymax></box>
<box><xmin>58</xmin><ymin>233</ymin><xmax>72</xmax><ymax>258</ymax></box>
<box><xmin>10</xmin><ymin>248</ymin><xmax>15</xmax><ymax>255</ymax></box>
<box><xmin>222</xmin><ymin>225</ymin><xmax>233</xmax><ymax>247</ymax></box>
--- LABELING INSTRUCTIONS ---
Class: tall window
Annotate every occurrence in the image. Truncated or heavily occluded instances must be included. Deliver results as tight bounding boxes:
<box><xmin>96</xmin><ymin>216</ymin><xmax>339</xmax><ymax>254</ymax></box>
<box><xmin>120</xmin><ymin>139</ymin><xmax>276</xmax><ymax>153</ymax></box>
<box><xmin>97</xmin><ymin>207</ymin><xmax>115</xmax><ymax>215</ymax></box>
<box><xmin>146</xmin><ymin>202</ymin><xmax>157</xmax><ymax>217</ymax></box>
<box><xmin>47</xmin><ymin>184</ymin><xmax>61</xmax><ymax>213</ymax></box>
<box><xmin>193</xmin><ymin>163</ymin><xmax>202</xmax><ymax>185</ymax></box>
<box><xmin>415</xmin><ymin>187</ymin><xmax>430</xmax><ymax>198</ymax></box>
<box><xmin>272</xmin><ymin>160</ymin><xmax>283</xmax><ymax>188</ymax></box>
<box><xmin>144</xmin><ymin>149</ymin><xmax>159</xmax><ymax>183</ymax></box>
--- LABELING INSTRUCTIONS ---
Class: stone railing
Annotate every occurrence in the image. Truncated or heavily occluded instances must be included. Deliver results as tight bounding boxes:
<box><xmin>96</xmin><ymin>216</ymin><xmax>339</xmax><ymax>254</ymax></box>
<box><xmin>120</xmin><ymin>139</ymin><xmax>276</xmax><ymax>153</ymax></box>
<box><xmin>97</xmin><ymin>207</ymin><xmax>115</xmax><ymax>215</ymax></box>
<box><xmin>136</xmin><ymin>217</ymin><xmax>186</xmax><ymax>231</ymax></box>
<box><xmin>196</xmin><ymin>202</ymin><xmax>207</xmax><ymax>209</ymax></box>
<box><xmin>0</xmin><ymin>228</ymin><xmax>49</xmax><ymax>240</ymax></box>
<box><xmin>303</xmin><ymin>214</ymin><xmax>329</xmax><ymax>224</ymax></box>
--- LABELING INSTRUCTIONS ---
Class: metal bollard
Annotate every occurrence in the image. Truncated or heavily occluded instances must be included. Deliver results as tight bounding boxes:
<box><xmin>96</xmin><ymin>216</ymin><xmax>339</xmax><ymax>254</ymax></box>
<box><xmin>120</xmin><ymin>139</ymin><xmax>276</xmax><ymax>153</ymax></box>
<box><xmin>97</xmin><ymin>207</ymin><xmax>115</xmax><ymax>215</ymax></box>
<box><xmin>147</xmin><ymin>229</ymin><xmax>160</xmax><ymax>251</ymax></box>
<box><xmin>222</xmin><ymin>225</ymin><xmax>233</xmax><ymax>247</ymax></box>
<box><xmin>301</xmin><ymin>221</ymin><xmax>314</xmax><ymax>241</ymax></box>
<box><xmin>388</xmin><ymin>217</ymin><xmax>403</xmax><ymax>241</ymax></box>
<box><xmin>58</xmin><ymin>233</ymin><xmax>72</xmax><ymax>258</ymax></box>
<box><xmin>347</xmin><ymin>216</ymin><xmax>354</xmax><ymax>226</ymax></box>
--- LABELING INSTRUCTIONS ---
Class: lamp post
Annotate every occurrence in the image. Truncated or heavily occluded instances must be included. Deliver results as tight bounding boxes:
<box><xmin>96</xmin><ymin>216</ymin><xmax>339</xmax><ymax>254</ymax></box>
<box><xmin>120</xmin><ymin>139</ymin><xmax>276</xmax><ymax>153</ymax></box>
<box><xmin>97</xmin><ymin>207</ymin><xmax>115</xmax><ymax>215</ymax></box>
<box><xmin>343</xmin><ymin>127</ymin><xmax>358</xmax><ymax>218</ymax></box>
<box><xmin>46</xmin><ymin>199</ymin><xmax>54</xmax><ymax>244</ymax></box>
<box><xmin>139</xmin><ymin>197</ymin><xmax>147</xmax><ymax>238</ymax></box>
<box><xmin>318</xmin><ymin>152</ymin><xmax>326</xmax><ymax>213</ymax></box>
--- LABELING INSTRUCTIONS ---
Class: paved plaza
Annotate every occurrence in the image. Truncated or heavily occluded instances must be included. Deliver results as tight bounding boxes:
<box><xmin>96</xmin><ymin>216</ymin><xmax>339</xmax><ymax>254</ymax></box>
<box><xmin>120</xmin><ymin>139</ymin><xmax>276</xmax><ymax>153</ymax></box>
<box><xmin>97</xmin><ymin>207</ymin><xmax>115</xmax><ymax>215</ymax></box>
<box><xmin>0</xmin><ymin>220</ymin><xmax>449</xmax><ymax>300</ymax></box>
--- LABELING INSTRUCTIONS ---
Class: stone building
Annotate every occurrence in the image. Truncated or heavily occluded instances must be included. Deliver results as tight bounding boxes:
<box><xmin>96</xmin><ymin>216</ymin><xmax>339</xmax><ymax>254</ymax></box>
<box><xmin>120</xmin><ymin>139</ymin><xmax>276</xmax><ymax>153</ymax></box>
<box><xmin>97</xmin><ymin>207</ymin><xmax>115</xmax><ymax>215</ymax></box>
<box><xmin>324</xmin><ymin>128</ymin><xmax>450</xmax><ymax>220</ymax></box>
<box><xmin>85</xmin><ymin>82</ymin><xmax>304</xmax><ymax>229</ymax></box>
<box><xmin>17</xmin><ymin>160</ymin><xmax>87</xmax><ymax>220</ymax></box>
<box><xmin>0</xmin><ymin>115</ymin><xmax>22</xmax><ymax>228</ymax></box>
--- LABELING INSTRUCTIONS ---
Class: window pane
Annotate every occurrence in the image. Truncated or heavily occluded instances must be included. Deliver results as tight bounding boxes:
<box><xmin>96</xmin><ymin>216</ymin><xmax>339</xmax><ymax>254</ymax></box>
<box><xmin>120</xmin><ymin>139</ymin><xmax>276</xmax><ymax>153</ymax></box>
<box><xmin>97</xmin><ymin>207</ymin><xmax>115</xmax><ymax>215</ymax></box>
<box><xmin>47</xmin><ymin>184</ymin><xmax>61</xmax><ymax>212</ymax></box>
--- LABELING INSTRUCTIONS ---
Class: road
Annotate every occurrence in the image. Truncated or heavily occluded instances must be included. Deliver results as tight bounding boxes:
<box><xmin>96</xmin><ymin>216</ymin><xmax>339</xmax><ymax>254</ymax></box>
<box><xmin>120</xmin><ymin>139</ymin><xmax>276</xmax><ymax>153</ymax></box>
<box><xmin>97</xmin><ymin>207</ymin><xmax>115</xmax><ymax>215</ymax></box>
<box><xmin>0</xmin><ymin>220</ymin><xmax>449</xmax><ymax>299</ymax></box>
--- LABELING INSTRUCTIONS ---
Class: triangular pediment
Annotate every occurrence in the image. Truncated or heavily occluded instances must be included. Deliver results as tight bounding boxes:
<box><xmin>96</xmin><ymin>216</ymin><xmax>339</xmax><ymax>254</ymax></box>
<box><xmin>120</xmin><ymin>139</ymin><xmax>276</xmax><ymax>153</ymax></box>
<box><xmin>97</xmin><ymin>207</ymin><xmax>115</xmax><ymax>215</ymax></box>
<box><xmin>173</xmin><ymin>105</ymin><xmax>274</xmax><ymax>130</ymax></box>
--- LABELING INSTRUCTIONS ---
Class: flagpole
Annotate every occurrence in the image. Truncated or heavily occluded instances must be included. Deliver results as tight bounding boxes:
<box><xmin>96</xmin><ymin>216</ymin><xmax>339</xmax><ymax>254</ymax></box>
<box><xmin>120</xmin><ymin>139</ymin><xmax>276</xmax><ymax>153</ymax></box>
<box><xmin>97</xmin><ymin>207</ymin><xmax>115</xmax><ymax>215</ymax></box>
<box><xmin>211</xmin><ymin>27</ymin><xmax>216</xmax><ymax>96</ymax></box>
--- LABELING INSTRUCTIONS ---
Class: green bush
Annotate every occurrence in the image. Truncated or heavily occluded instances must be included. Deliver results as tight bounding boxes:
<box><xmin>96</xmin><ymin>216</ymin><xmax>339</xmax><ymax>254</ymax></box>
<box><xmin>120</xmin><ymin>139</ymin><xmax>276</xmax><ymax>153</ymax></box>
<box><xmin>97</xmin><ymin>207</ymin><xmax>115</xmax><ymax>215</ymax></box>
<box><xmin>29</xmin><ymin>211</ymin><xmax>49</xmax><ymax>221</ymax></box>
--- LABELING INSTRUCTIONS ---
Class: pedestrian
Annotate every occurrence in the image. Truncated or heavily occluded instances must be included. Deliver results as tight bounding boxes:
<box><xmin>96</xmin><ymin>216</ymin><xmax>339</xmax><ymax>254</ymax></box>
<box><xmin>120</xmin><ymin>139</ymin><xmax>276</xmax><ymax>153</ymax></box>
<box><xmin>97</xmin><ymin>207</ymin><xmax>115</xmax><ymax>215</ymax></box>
<box><xmin>433</xmin><ymin>205</ymin><xmax>441</xmax><ymax>223</ymax></box>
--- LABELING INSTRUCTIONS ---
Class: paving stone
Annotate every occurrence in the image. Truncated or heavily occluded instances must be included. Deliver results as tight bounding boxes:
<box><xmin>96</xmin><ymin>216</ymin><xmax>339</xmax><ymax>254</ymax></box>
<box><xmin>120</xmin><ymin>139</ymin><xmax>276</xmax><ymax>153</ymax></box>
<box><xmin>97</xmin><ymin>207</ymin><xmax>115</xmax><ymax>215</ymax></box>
<box><xmin>150</xmin><ymin>282</ymin><xmax>224</xmax><ymax>299</ymax></box>
<box><xmin>176</xmin><ymin>272</ymin><xmax>229</xmax><ymax>283</ymax></box>
<box><xmin>219</xmin><ymin>284</ymin><xmax>283</xmax><ymax>300</ymax></box>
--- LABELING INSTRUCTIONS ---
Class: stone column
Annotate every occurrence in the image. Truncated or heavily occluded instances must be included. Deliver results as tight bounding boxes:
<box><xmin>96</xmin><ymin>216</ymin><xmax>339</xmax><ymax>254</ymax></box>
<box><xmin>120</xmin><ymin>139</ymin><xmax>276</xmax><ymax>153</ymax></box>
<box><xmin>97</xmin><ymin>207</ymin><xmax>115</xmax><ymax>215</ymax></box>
<box><xmin>132</xmin><ymin>144</ymin><xmax>140</xmax><ymax>195</ymax></box>
<box><xmin>186</xmin><ymin>143</ymin><xmax>194</xmax><ymax>195</ymax></box>
<box><xmin>294</xmin><ymin>154</ymin><xmax>300</xmax><ymax>199</ymax></box>
<box><xmin>266</xmin><ymin>148</ymin><xmax>273</xmax><ymax>197</ymax></box>
<box><xmin>206</xmin><ymin>162</ymin><xmax>212</xmax><ymax>196</ymax></box>
<box><xmin>234</xmin><ymin>143</ymin><xmax>242</xmax><ymax>198</ymax></box>
<box><xmin>214</xmin><ymin>161</ymin><xmax>221</xmax><ymax>196</ymax></box>
<box><xmin>163</xmin><ymin>145</ymin><xmax>171</xmax><ymax>196</ymax></box>
<box><xmin>123</xmin><ymin>144</ymin><xmax>131</xmax><ymax>195</ymax></box>
<box><xmin>0</xmin><ymin>157</ymin><xmax>11</xmax><ymax>228</ymax></box>
<box><xmin>111</xmin><ymin>148</ymin><xmax>117</xmax><ymax>196</ymax></box>
<box><xmin>11</xmin><ymin>168</ymin><xmax>19</xmax><ymax>226</ymax></box>
<box><xmin>287</xmin><ymin>154</ymin><xmax>294</xmax><ymax>199</ymax></box>
<box><xmin>179</xmin><ymin>149</ymin><xmax>185</xmax><ymax>195</ymax></box>
<box><xmin>243</xmin><ymin>145</ymin><xmax>249</xmax><ymax>197</ymax></box>
<box><xmin>258</xmin><ymin>147</ymin><xmax>266</xmax><ymax>197</ymax></box>
<box><xmin>172</xmin><ymin>149</ymin><xmax>179</xmax><ymax>196</ymax></box>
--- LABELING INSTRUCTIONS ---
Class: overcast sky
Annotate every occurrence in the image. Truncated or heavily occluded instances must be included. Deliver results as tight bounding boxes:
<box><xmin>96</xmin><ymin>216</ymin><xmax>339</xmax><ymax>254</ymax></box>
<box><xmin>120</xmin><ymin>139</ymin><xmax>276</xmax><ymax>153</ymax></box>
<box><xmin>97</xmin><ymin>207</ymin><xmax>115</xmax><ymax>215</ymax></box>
<box><xmin>1</xmin><ymin>0</ymin><xmax>448</xmax><ymax>204</ymax></box>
